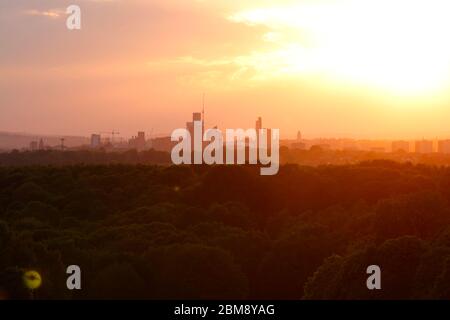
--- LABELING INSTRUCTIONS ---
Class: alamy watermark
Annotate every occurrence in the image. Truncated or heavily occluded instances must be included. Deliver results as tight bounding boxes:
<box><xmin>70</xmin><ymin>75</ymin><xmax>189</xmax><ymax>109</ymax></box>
<box><xmin>66</xmin><ymin>5</ymin><xmax>81</xmax><ymax>30</ymax></box>
<box><xmin>170</xmin><ymin>121</ymin><xmax>280</xmax><ymax>175</ymax></box>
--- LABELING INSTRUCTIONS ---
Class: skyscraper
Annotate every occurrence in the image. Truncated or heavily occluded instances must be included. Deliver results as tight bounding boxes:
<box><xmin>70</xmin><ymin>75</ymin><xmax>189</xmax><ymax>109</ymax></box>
<box><xmin>186</xmin><ymin>112</ymin><xmax>205</xmax><ymax>163</ymax></box>
<box><xmin>415</xmin><ymin>140</ymin><xmax>433</xmax><ymax>154</ymax></box>
<box><xmin>256</xmin><ymin>117</ymin><xmax>262</xmax><ymax>131</ymax></box>
<box><xmin>91</xmin><ymin>134</ymin><xmax>101</xmax><ymax>148</ymax></box>
<box><xmin>187</xmin><ymin>112</ymin><xmax>204</xmax><ymax>140</ymax></box>
<box><xmin>438</xmin><ymin>140</ymin><xmax>450</xmax><ymax>154</ymax></box>
<box><xmin>38</xmin><ymin>138</ymin><xmax>45</xmax><ymax>150</ymax></box>
<box><xmin>186</xmin><ymin>121</ymin><xmax>194</xmax><ymax>140</ymax></box>
<box><xmin>193</xmin><ymin>112</ymin><xmax>202</xmax><ymax>122</ymax></box>
<box><xmin>29</xmin><ymin>141</ymin><xmax>38</xmax><ymax>151</ymax></box>
<box><xmin>136</xmin><ymin>131</ymin><xmax>146</xmax><ymax>150</ymax></box>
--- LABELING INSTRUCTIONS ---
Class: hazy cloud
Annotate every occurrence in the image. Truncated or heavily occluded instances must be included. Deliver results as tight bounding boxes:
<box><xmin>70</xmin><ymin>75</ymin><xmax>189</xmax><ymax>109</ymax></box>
<box><xmin>23</xmin><ymin>9</ymin><xmax>64</xmax><ymax>19</ymax></box>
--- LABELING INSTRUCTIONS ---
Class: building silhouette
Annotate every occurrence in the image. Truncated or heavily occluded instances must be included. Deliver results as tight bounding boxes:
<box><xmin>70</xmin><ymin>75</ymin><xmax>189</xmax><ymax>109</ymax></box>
<box><xmin>29</xmin><ymin>141</ymin><xmax>38</xmax><ymax>151</ymax></box>
<box><xmin>415</xmin><ymin>139</ymin><xmax>433</xmax><ymax>154</ymax></box>
<box><xmin>38</xmin><ymin>138</ymin><xmax>45</xmax><ymax>150</ymax></box>
<box><xmin>438</xmin><ymin>140</ymin><xmax>450</xmax><ymax>154</ymax></box>
<box><xmin>91</xmin><ymin>134</ymin><xmax>101</xmax><ymax>148</ymax></box>
<box><xmin>128</xmin><ymin>131</ymin><xmax>146</xmax><ymax>151</ymax></box>
<box><xmin>256</xmin><ymin>117</ymin><xmax>262</xmax><ymax>131</ymax></box>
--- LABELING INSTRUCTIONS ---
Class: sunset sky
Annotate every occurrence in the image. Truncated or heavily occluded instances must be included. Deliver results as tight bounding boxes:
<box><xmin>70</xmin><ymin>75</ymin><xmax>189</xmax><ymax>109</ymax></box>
<box><xmin>1</xmin><ymin>0</ymin><xmax>450</xmax><ymax>139</ymax></box>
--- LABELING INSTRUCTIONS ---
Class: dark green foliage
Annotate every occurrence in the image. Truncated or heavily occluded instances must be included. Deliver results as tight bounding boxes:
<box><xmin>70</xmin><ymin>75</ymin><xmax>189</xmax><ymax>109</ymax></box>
<box><xmin>1</xmin><ymin>161</ymin><xmax>450</xmax><ymax>299</ymax></box>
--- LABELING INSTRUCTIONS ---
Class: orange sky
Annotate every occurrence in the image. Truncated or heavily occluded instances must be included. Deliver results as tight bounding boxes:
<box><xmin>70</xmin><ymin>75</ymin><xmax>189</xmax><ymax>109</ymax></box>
<box><xmin>1</xmin><ymin>0</ymin><xmax>450</xmax><ymax>139</ymax></box>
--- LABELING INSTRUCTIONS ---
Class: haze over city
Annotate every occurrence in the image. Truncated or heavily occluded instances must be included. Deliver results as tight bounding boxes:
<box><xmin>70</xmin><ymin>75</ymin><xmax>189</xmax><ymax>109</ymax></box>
<box><xmin>6</xmin><ymin>0</ymin><xmax>450</xmax><ymax>306</ymax></box>
<box><xmin>2</xmin><ymin>0</ymin><xmax>450</xmax><ymax>139</ymax></box>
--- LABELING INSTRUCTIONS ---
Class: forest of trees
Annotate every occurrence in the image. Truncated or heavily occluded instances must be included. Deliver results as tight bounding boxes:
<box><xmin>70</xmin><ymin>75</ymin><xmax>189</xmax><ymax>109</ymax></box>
<box><xmin>2</xmin><ymin>158</ymin><xmax>450</xmax><ymax>299</ymax></box>
<box><xmin>3</xmin><ymin>147</ymin><xmax>450</xmax><ymax>167</ymax></box>
<box><xmin>0</xmin><ymin>149</ymin><xmax>171</xmax><ymax>166</ymax></box>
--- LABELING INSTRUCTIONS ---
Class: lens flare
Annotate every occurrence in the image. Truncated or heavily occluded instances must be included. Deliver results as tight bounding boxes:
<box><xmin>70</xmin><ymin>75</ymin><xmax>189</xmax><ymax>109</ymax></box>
<box><xmin>23</xmin><ymin>270</ymin><xmax>42</xmax><ymax>290</ymax></box>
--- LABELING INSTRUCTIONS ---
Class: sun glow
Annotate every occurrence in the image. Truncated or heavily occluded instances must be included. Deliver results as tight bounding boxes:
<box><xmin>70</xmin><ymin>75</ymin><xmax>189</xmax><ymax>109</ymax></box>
<box><xmin>230</xmin><ymin>0</ymin><xmax>450</xmax><ymax>95</ymax></box>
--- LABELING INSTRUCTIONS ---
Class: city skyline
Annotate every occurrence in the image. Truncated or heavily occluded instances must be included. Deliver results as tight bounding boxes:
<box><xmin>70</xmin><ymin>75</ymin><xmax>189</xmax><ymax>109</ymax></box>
<box><xmin>14</xmin><ymin>110</ymin><xmax>450</xmax><ymax>155</ymax></box>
